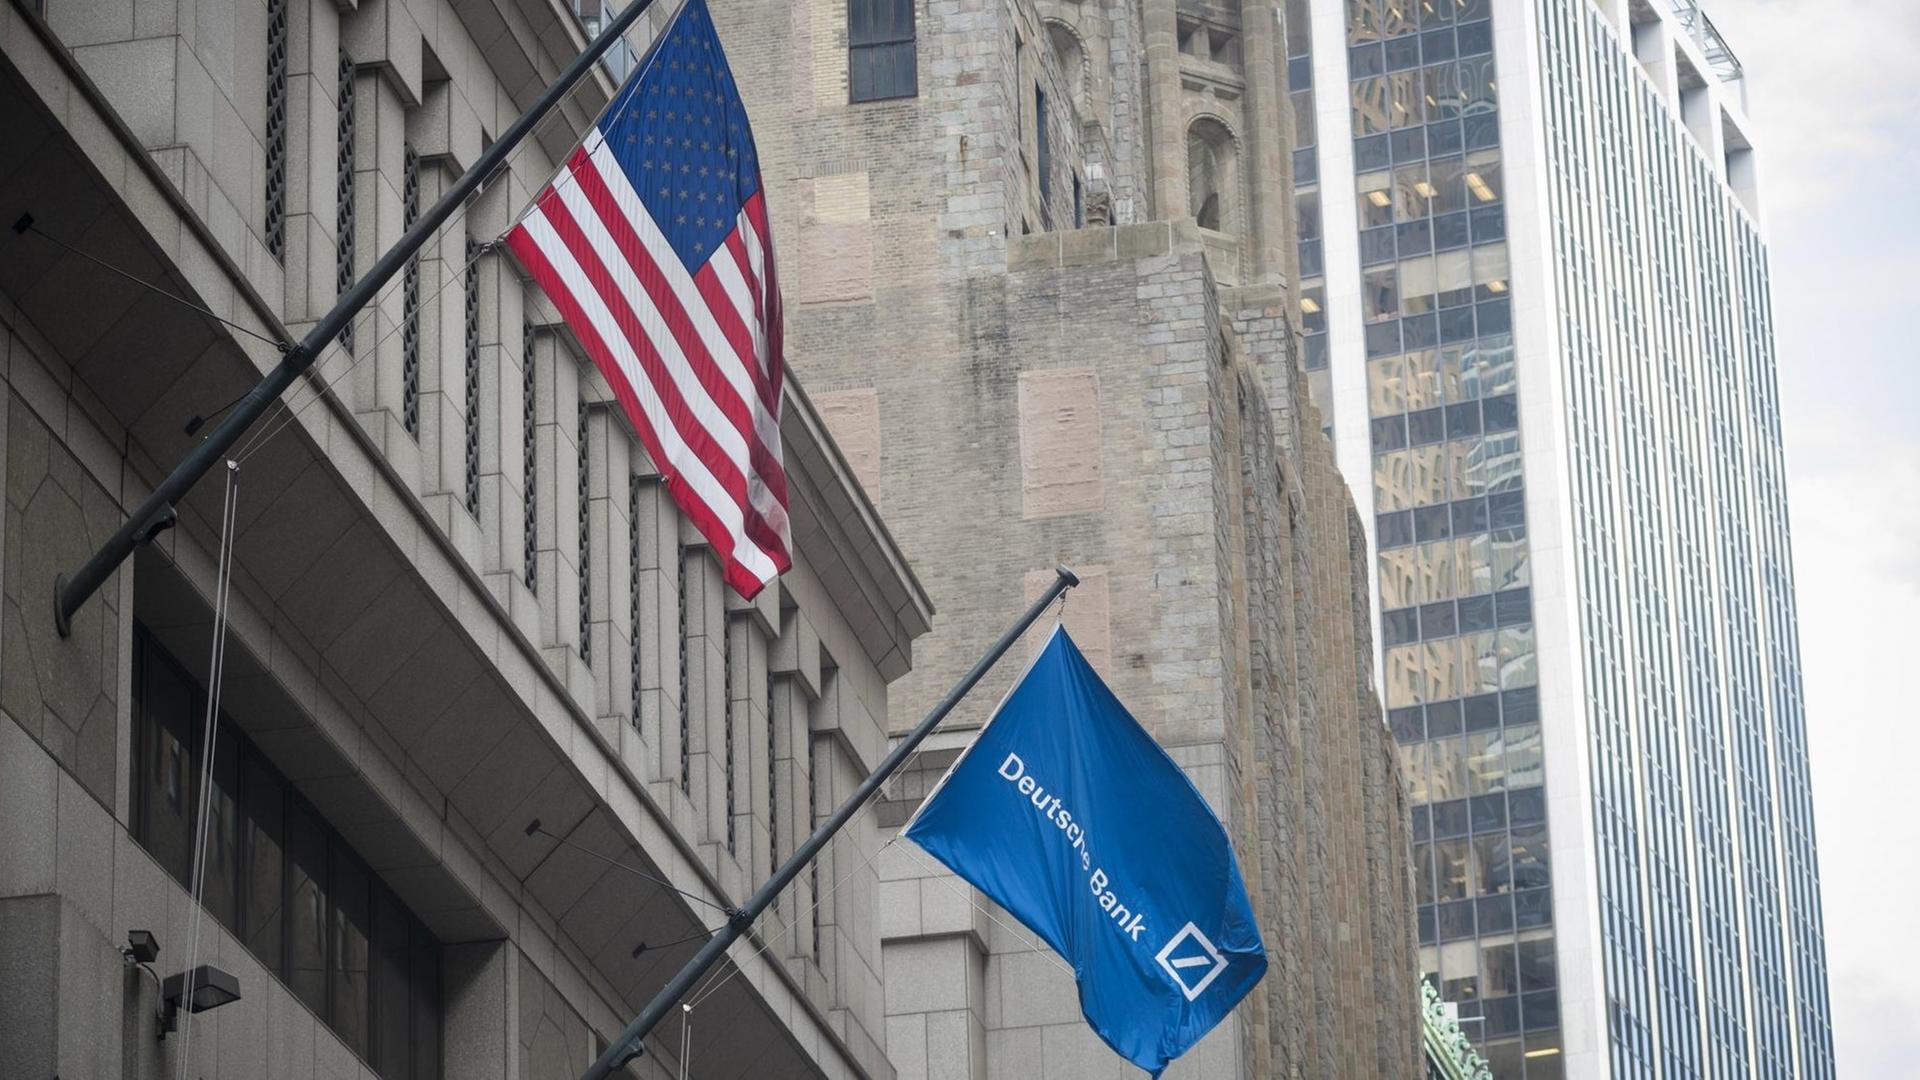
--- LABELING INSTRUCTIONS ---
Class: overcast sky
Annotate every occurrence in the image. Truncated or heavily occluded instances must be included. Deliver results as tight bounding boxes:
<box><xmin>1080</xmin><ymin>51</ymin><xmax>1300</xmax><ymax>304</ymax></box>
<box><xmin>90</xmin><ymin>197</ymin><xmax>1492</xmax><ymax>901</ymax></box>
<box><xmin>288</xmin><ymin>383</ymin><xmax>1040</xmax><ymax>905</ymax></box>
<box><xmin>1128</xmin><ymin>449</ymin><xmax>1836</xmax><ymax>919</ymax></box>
<box><xmin>1708</xmin><ymin>1</ymin><xmax>1920</xmax><ymax>1073</ymax></box>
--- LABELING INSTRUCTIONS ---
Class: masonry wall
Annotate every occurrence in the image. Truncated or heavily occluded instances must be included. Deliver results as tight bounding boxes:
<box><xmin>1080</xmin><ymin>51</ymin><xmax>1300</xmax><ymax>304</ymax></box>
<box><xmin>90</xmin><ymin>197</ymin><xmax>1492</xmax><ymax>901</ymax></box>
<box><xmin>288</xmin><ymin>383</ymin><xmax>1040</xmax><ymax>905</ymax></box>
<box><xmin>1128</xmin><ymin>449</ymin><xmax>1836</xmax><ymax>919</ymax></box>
<box><xmin>0</xmin><ymin>1</ymin><xmax>933</xmax><ymax>1077</ymax></box>
<box><xmin>822</xmin><ymin>220</ymin><xmax>1419</xmax><ymax>1077</ymax></box>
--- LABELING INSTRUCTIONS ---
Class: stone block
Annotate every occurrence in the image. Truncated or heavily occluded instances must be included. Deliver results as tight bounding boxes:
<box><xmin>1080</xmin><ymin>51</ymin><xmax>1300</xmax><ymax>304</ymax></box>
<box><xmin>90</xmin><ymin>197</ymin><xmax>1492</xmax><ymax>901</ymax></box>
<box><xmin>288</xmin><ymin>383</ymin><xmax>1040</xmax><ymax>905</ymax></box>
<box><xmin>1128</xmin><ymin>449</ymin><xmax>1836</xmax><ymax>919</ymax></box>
<box><xmin>1016</xmin><ymin>368</ymin><xmax>1103</xmax><ymax>518</ymax></box>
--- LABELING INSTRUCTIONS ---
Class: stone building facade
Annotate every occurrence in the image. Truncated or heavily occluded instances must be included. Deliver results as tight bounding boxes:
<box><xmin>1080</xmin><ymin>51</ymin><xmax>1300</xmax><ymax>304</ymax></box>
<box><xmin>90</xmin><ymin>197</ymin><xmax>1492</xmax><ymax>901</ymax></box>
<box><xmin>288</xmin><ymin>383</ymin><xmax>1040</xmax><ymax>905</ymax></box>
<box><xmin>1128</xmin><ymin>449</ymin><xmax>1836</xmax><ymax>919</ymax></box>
<box><xmin>0</xmin><ymin>0</ymin><xmax>1416</xmax><ymax>1077</ymax></box>
<box><xmin>0</xmin><ymin>1</ymin><xmax>931</xmax><ymax>1078</ymax></box>
<box><xmin>710</xmin><ymin>0</ymin><xmax>1422</xmax><ymax>1074</ymax></box>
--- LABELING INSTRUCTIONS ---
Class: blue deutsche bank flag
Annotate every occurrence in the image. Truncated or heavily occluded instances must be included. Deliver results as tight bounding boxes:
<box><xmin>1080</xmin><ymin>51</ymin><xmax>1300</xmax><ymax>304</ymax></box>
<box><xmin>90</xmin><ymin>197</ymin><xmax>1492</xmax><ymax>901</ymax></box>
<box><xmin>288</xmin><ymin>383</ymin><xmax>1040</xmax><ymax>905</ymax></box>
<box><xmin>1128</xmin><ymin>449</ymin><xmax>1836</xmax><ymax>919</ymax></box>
<box><xmin>904</xmin><ymin>626</ymin><xmax>1267</xmax><ymax>1075</ymax></box>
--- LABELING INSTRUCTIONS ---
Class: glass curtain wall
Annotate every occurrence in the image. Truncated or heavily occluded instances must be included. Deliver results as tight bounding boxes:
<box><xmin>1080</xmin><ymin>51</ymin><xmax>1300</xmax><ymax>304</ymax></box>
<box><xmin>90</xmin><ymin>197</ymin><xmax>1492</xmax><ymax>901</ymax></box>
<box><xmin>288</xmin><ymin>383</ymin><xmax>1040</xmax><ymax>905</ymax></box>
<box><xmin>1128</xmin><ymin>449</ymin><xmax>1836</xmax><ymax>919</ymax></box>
<box><xmin>1284</xmin><ymin>0</ymin><xmax>1333</xmax><ymax>435</ymax></box>
<box><xmin>1340</xmin><ymin>1</ymin><xmax>1559</xmax><ymax>1074</ymax></box>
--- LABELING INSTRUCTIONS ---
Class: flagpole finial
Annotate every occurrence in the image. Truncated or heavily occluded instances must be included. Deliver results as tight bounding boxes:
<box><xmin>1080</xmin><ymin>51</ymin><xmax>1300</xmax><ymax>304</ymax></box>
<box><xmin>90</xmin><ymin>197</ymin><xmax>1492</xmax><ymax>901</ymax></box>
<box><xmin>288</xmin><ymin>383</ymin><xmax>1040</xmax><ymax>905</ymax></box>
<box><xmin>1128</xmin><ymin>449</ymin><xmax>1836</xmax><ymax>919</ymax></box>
<box><xmin>1055</xmin><ymin>564</ymin><xmax>1080</xmax><ymax>588</ymax></box>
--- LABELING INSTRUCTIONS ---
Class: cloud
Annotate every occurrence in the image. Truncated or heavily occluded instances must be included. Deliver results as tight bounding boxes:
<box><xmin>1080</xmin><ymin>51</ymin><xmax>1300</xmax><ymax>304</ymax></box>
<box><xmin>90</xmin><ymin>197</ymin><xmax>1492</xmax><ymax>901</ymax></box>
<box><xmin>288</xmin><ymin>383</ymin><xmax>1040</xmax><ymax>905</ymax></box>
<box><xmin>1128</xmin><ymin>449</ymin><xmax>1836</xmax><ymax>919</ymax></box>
<box><xmin>1778</xmin><ymin>417</ymin><xmax>1920</xmax><ymax>1075</ymax></box>
<box><xmin>1710</xmin><ymin>4</ymin><xmax>1920</xmax><ymax>1072</ymax></box>
<box><xmin>1716</xmin><ymin>0</ymin><xmax>1920</xmax><ymax>215</ymax></box>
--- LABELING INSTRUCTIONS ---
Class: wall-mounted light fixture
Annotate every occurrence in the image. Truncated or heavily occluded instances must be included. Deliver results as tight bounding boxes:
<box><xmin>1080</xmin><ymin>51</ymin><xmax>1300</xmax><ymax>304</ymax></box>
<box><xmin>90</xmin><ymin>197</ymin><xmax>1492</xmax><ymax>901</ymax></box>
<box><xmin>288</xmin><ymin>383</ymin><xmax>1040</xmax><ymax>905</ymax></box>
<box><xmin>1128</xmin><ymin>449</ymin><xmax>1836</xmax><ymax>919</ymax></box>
<box><xmin>159</xmin><ymin>965</ymin><xmax>242</xmax><ymax>1037</ymax></box>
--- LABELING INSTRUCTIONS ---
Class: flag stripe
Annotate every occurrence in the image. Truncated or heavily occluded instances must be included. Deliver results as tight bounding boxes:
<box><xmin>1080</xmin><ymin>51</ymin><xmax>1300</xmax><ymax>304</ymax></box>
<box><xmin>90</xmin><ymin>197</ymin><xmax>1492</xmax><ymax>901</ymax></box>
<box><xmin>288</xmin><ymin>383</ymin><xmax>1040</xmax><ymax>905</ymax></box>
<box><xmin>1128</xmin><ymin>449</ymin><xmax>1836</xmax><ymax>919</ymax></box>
<box><xmin>582</xmin><ymin>135</ymin><xmax>780</xmax><ymax>419</ymax></box>
<box><xmin>555</xmin><ymin>153</ymin><xmax>791</xmax><ymax>518</ymax></box>
<box><xmin>532</xmin><ymin>194</ymin><xmax>792</xmax><ymax>565</ymax></box>
<box><xmin>506</xmin><ymin>213</ymin><xmax>781</xmax><ymax>583</ymax></box>
<box><xmin>506</xmin><ymin>0</ymin><xmax>788</xmax><ymax>598</ymax></box>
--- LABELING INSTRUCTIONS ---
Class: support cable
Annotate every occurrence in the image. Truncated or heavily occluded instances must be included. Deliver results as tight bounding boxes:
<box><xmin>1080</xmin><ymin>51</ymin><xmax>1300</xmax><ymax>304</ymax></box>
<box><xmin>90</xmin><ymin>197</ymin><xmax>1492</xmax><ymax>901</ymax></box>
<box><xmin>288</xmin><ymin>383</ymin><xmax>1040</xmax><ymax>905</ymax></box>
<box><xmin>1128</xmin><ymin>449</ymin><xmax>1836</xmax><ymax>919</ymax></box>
<box><xmin>174</xmin><ymin>460</ymin><xmax>240</xmax><ymax>1075</ymax></box>
<box><xmin>11</xmin><ymin>215</ymin><xmax>289</xmax><ymax>352</ymax></box>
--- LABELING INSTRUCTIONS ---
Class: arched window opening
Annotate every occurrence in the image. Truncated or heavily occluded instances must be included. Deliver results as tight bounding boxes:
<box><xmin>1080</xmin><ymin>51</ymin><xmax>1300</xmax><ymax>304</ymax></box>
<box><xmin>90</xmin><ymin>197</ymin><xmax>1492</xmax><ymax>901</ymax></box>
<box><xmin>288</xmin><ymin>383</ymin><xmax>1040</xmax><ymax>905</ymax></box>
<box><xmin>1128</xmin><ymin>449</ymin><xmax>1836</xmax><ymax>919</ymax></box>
<box><xmin>1187</xmin><ymin>117</ymin><xmax>1237</xmax><ymax>233</ymax></box>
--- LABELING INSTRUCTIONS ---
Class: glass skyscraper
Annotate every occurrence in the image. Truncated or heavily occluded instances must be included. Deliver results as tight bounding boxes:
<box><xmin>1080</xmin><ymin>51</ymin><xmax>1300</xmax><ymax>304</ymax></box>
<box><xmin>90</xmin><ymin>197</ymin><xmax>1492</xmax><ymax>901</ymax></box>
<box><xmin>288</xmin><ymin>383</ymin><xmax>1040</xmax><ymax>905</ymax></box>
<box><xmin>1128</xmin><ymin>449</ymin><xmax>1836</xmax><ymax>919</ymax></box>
<box><xmin>1286</xmin><ymin>0</ymin><xmax>1833</xmax><ymax>1076</ymax></box>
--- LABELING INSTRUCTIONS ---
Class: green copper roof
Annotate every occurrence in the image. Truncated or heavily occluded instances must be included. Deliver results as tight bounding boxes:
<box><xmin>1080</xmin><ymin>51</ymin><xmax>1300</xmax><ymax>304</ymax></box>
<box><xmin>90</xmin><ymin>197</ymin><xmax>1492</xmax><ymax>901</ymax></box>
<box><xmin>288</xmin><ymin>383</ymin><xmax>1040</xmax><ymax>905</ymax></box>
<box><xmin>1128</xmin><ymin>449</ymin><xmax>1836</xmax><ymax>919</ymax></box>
<box><xmin>1422</xmin><ymin>981</ymin><xmax>1493</xmax><ymax>1080</ymax></box>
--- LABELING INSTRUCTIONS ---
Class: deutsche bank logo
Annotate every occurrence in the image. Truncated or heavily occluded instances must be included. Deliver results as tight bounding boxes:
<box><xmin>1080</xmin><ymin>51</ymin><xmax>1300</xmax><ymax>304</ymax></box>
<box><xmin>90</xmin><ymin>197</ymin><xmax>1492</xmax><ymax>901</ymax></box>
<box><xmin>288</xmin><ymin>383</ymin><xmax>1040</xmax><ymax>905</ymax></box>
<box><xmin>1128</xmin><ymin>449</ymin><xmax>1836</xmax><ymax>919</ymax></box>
<box><xmin>1155</xmin><ymin>922</ymin><xmax>1228</xmax><ymax>1001</ymax></box>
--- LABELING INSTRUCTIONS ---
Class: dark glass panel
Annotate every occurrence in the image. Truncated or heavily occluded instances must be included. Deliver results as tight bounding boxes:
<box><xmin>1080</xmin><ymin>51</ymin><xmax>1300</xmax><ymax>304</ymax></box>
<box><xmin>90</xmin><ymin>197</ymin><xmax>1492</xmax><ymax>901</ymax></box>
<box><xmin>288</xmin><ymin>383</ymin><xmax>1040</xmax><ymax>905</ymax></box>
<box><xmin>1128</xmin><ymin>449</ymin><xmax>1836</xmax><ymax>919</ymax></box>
<box><xmin>1465</xmin><ymin>109</ymin><xmax>1500</xmax><ymax>149</ymax></box>
<box><xmin>1483</xmin><ymin>393</ymin><xmax>1519</xmax><ymax>431</ymax></box>
<box><xmin>1385</xmin><ymin>33</ymin><xmax>1420</xmax><ymax>71</ymax></box>
<box><xmin>1475</xmin><ymin>832</ymin><xmax>1510</xmax><ymax>893</ymax></box>
<box><xmin>1355</xmin><ymin>134</ymin><xmax>1392</xmax><ymax>171</ymax></box>
<box><xmin>1372</xmin><ymin>414</ymin><xmax>1410</xmax><ymax>452</ymax></box>
<box><xmin>205</xmin><ymin>737</ymin><xmax>241</xmax><ymax>933</ymax></box>
<box><xmin>1478</xmin><ymin>893</ymin><xmax>1515</xmax><ymax>934</ymax></box>
<box><xmin>1524</xmin><ymin>990</ymin><xmax>1560</xmax><ymax>1031</ymax></box>
<box><xmin>1446</xmin><ymin>402</ymin><xmax>1483</xmax><ymax>439</ymax></box>
<box><xmin>1414</xmin><ymin>504</ymin><xmax>1453</xmax><ymax>542</ymax></box>
<box><xmin>1483</xmin><ymin>994</ymin><xmax>1522</xmax><ymax>1037</ymax></box>
<box><xmin>1294</xmin><ymin>146</ymin><xmax>1319</xmax><ymax>183</ymax></box>
<box><xmin>372</xmin><ymin>886</ymin><xmax>412</xmax><ymax>1075</ymax></box>
<box><xmin>1514</xmin><ymin>887</ymin><xmax>1553</xmax><ymax>928</ymax></box>
<box><xmin>1410</xmin><ymin>803</ymin><xmax>1432</xmax><ymax>841</ymax></box>
<box><xmin>1437</xmin><ymin>899</ymin><xmax>1476</xmax><ymax>941</ymax></box>
<box><xmin>1483</xmin><ymin>942</ymin><xmax>1519</xmax><ymax>997</ymax></box>
<box><xmin>1508</xmin><ymin>786</ymin><xmax>1546</xmax><ymax>824</ymax></box>
<box><xmin>1477</xmin><ymin>298</ymin><xmax>1512</xmax><ymax>335</ymax></box>
<box><xmin>412</xmin><ymin>928</ymin><xmax>443</xmax><ymax>1080</ymax></box>
<box><xmin>1384</xmin><ymin>607</ymin><xmax>1421</xmax><ymax>646</ymax></box>
<box><xmin>138</xmin><ymin>640</ymin><xmax>198</xmax><ymax>885</ymax></box>
<box><xmin>1391</xmin><ymin>706</ymin><xmax>1426</xmax><ymax>743</ymax></box>
<box><xmin>1501</xmin><ymin>684</ymin><xmax>1539</xmax><ymax>724</ymax></box>
<box><xmin>1421</xmin><ymin>27</ymin><xmax>1456</xmax><ymax>62</ymax></box>
<box><xmin>1519</xmin><ymin>937</ymin><xmax>1558</xmax><ymax>991</ymax></box>
<box><xmin>1488</xmin><ymin>491</ymin><xmax>1527</xmax><ymax>531</ymax></box>
<box><xmin>1463</xmin><ymin>692</ymin><xmax>1502</xmax><ymax>731</ymax></box>
<box><xmin>1471</xmin><ymin>793</ymin><xmax>1508</xmax><ymax>833</ymax></box>
<box><xmin>1428</xmin><ymin>119</ymin><xmax>1464</xmax><ymax>155</ymax></box>
<box><xmin>1453</xmin><ymin>496</ymin><xmax>1490</xmax><ymax>534</ymax></box>
<box><xmin>1509</xmin><ymin>824</ymin><xmax>1550</xmax><ymax>890</ymax></box>
<box><xmin>1360</xmin><ymin>225</ymin><xmax>1399</xmax><ymax>268</ymax></box>
<box><xmin>1364</xmin><ymin>316</ymin><xmax>1403</xmax><ymax>356</ymax></box>
<box><xmin>1303</xmin><ymin>332</ymin><xmax>1330</xmax><ymax>370</ymax></box>
<box><xmin>1459</xmin><ymin>594</ymin><xmax>1497</xmax><ymax>633</ymax></box>
<box><xmin>1433</xmin><ymin>211</ymin><xmax>1470</xmax><ymax>250</ymax></box>
<box><xmin>1395</xmin><ymin>219</ymin><xmax>1434</xmax><ymax>257</ymax></box>
<box><xmin>1299</xmin><ymin>238</ymin><xmax>1325</xmax><ymax>278</ymax></box>
<box><xmin>1440</xmin><ymin>304</ymin><xmax>1478</xmax><ymax>343</ymax></box>
<box><xmin>1287</xmin><ymin>56</ymin><xmax>1312</xmax><ymax>90</ymax></box>
<box><xmin>1378</xmin><ymin>510</ymin><xmax>1415</xmax><ymax>548</ymax></box>
<box><xmin>1471</xmin><ymin>205</ymin><xmax>1506</xmax><ymax>242</ymax></box>
<box><xmin>1350</xmin><ymin>42</ymin><xmax>1386</xmax><ymax>77</ymax></box>
<box><xmin>1457</xmin><ymin>19</ymin><xmax>1493</xmax><ymax>56</ymax></box>
<box><xmin>240</xmin><ymin>754</ymin><xmax>285</xmax><ymax>969</ymax></box>
<box><xmin>1421</xmin><ymin>600</ymin><xmax>1459</xmax><ymax>639</ymax></box>
<box><xmin>1408</xmin><ymin>406</ymin><xmax>1446</xmax><ymax>445</ymax></box>
<box><xmin>1426</xmin><ymin>699</ymin><xmax>1464</xmax><ymax>738</ymax></box>
<box><xmin>1389</xmin><ymin>126</ymin><xmax>1427</xmax><ymax>162</ymax></box>
<box><xmin>1432</xmin><ymin>799</ymin><xmax>1471</xmax><ymax>840</ymax></box>
<box><xmin>1496</xmin><ymin>587</ymin><xmax>1532</xmax><ymax>626</ymax></box>
<box><xmin>1418</xmin><ymin>904</ymin><xmax>1437</xmax><ymax>945</ymax></box>
<box><xmin>286</xmin><ymin>800</ymin><xmax>329</xmax><ymax>1016</ymax></box>
<box><xmin>330</xmin><ymin>848</ymin><xmax>372</xmax><ymax>1054</ymax></box>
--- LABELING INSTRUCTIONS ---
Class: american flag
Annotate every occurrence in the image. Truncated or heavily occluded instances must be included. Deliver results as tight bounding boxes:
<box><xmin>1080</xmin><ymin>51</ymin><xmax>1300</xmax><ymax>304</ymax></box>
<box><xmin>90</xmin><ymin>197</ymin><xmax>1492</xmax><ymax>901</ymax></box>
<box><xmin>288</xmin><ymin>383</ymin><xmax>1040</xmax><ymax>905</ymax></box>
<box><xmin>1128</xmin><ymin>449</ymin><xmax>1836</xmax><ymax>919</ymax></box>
<box><xmin>506</xmin><ymin>0</ymin><xmax>789</xmax><ymax>598</ymax></box>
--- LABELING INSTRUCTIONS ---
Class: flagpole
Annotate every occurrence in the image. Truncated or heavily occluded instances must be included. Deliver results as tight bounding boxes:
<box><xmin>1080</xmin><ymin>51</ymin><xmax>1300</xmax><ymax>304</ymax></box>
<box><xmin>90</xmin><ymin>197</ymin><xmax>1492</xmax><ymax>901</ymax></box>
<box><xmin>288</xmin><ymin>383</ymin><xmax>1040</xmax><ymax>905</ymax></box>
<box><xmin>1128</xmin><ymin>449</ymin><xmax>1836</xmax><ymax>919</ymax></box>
<box><xmin>580</xmin><ymin>565</ymin><xmax>1080</xmax><ymax>1080</ymax></box>
<box><xmin>49</xmin><ymin>0</ymin><xmax>662</xmax><ymax>637</ymax></box>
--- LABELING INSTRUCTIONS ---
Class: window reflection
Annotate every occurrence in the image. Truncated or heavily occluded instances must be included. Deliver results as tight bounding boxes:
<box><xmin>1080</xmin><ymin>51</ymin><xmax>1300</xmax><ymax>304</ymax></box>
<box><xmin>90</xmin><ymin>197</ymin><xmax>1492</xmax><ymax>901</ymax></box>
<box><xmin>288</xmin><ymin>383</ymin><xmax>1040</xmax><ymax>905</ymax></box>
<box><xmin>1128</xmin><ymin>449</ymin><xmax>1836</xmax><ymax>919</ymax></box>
<box><xmin>1429</xmin><ymin>733</ymin><xmax>1468</xmax><ymax>800</ymax></box>
<box><xmin>1505</xmin><ymin>724</ymin><xmax>1543</xmax><ymax>787</ymax></box>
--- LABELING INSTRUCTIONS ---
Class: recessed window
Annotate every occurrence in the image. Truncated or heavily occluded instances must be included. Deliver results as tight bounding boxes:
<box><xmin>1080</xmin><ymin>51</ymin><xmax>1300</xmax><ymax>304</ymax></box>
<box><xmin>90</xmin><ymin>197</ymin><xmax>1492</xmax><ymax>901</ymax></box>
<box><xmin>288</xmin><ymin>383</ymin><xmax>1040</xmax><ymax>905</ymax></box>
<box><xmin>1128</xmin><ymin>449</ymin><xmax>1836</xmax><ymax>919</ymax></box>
<box><xmin>849</xmin><ymin>0</ymin><xmax>917</xmax><ymax>101</ymax></box>
<box><xmin>131</xmin><ymin>627</ymin><xmax>442</xmax><ymax>1079</ymax></box>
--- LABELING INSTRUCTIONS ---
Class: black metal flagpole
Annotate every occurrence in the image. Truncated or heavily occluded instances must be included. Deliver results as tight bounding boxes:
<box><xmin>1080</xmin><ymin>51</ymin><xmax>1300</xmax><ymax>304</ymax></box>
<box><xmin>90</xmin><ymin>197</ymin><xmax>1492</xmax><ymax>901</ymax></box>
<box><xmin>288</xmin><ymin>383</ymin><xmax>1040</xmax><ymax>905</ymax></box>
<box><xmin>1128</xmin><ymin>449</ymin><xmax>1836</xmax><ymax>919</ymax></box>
<box><xmin>49</xmin><ymin>0</ymin><xmax>661</xmax><ymax>637</ymax></box>
<box><xmin>579</xmin><ymin>565</ymin><xmax>1080</xmax><ymax>1080</ymax></box>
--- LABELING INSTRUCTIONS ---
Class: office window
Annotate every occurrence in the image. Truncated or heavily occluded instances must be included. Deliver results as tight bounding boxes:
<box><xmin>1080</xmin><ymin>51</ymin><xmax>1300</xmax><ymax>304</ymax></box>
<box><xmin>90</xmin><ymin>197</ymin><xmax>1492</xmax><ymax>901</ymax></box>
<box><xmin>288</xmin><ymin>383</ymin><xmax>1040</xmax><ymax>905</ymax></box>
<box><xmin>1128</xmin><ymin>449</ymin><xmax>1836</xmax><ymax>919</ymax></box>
<box><xmin>849</xmin><ymin>0</ymin><xmax>916</xmax><ymax>101</ymax></box>
<box><xmin>130</xmin><ymin>627</ymin><xmax>442</xmax><ymax>1079</ymax></box>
